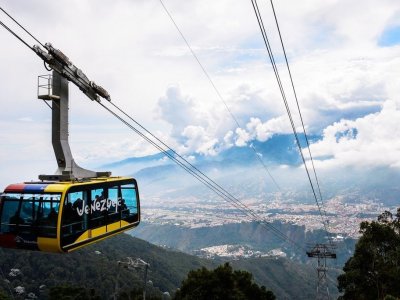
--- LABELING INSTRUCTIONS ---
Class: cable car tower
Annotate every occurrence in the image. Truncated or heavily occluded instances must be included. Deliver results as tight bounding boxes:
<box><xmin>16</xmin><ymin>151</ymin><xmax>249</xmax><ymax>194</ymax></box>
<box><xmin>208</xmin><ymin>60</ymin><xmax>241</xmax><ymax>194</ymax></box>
<box><xmin>35</xmin><ymin>43</ymin><xmax>111</xmax><ymax>180</ymax></box>
<box><xmin>307</xmin><ymin>243</ymin><xmax>336</xmax><ymax>300</ymax></box>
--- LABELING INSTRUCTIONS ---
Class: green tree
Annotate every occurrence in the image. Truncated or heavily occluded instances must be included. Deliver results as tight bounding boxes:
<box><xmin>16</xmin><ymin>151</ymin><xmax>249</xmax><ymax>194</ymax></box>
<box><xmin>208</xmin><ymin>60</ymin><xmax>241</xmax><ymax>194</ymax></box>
<box><xmin>0</xmin><ymin>290</ymin><xmax>11</xmax><ymax>300</ymax></box>
<box><xmin>338</xmin><ymin>209</ymin><xmax>400</xmax><ymax>300</ymax></box>
<box><xmin>118</xmin><ymin>288</ymin><xmax>162</xmax><ymax>300</ymax></box>
<box><xmin>173</xmin><ymin>263</ymin><xmax>275</xmax><ymax>300</ymax></box>
<box><xmin>49</xmin><ymin>285</ymin><xmax>101</xmax><ymax>300</ymax></box>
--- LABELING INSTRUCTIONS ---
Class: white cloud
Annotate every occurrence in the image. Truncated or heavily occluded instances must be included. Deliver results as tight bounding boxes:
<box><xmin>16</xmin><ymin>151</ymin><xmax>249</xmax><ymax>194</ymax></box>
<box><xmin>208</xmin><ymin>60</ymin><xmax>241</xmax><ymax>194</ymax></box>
<box><xmin>74</xmin><ymin>137</ymin><xmax>156</xmax><ymax>166</ymax></box>
<box><xmin>245</xmin><ymin>116</ymin><xmax>292</xmax><ymax>142</ymax></box>
<box><xmin>156</xmin><ymin>85</ymin><xmax>205</xmax><ymax>139</ymax></box>
<box><xmin>223</xmin><ymin>131</ymin><xmax>234</xmax><ymax>149</ymax></box>
<box><xmin>235</xmin><ymin>127</ymin><xmax>250</xmax><ymax>147</ymax></box>
<box><xmin>179</xmin><ymin>125</ymin><xmax>219</xmax><ymax>156</ymax></box>
<box><xmin>155</xmin><ymin>85</ymin><xmax>288</xmax><ymax>153</ymax></box>
<box><xmin>310</xmin><ymin>100</ymin><xmax>400</xmax><ymax>168</ymax></box>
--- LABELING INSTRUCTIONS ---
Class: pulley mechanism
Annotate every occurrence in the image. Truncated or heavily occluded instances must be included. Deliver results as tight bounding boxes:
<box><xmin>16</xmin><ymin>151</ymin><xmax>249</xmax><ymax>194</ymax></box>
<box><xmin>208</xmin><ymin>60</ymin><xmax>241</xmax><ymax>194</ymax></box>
<box><xmin>34</xmin><ymin>43</ymin><xmax>111</xmax><ymax>102</ymax></box>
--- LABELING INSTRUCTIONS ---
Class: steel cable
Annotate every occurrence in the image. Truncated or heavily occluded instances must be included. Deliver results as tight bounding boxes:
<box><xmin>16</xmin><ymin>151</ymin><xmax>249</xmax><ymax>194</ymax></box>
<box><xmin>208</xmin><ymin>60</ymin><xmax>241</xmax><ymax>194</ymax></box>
<box><xmin>159</xmin><ymin>0</ymin><xmax>281</xmax><ymax>191</ymax></box>
<box><xmin>251</xmin><ymin>0</ymin><xmax>332</xmax><ymax>242</ymax></box>
<box><xmin>0</xmin><ymin>6</ymin><xmax>45</xmax><ymax>47</ymax></box>
<box><xmin>267</xmin><ymin>0</ymin><xmax>331</xmax><ymax>231</ymax></box>
<box><xmin>99</xmin><ymin>100</ymin><xmax>307</xmax><ymax>251</ymax></box>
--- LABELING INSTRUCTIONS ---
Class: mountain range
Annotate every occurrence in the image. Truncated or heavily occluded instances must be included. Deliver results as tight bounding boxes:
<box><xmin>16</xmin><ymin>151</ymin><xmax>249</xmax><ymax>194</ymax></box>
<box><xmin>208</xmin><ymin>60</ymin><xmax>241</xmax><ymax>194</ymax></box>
<box><xmin>102</xmin><ymin>134</ymin><xmax>308</xmax><ymax>173</ymax></box>
<box><xmin>100</xmin><ymin>133</ymin><xmax>400</xmax><ymax>207</ymax></box>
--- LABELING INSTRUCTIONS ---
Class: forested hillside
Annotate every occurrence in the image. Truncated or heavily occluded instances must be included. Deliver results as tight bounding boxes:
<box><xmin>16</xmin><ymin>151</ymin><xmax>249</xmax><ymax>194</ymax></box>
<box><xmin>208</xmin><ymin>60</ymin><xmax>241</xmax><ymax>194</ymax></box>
<box><xmin>0</xmin><ymin>233</ymin><xmax>339</xmax><ymax>299</ymax></box>
<box><xmin>0</xmin><ymin>234</ymin><xmax>211</xmax><ymax>299</ymax></box>
<box><xmin>133</xmin><ymin>221</ymin><xmax>355</xmax><ymax>266</ymax></box>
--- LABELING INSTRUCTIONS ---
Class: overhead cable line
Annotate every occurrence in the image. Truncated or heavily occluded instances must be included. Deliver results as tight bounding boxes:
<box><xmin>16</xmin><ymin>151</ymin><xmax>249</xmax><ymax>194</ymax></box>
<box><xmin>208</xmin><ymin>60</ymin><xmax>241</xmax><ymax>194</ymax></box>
<box><xmin>0</xmin><ymin>15</ymin><xmax>55</xmax><ymax>115</ymax></box>
<box><xmin>0</xmin><ymin>6</ymin><xmax>45</xmax><ymax>47</ymax></box>
<box><xmin>267</xmin><ymin>0</ymin><xmax>329</xmax><ymax>222</ymax></box>
<box><xmin>158</xmin><ymin>0</ymin><xmax>281</xmax><ymax>191</ymax></box>
<box><xmin>101</xmin><ymin>100</ymin><xmax>305</xmax><ymax>251</ymax></box>
<box><xmin>0</xmin><ymin>4</ymin><xmax>306</xmax><ymax>252</ymax></box>
<box><xmin>250</xmin><ymin>0</ymin><xmax>331</xmax><ymax>241</ymax></box>
<box><xmin>0</xmin><ymin>19</ymin><xmax>33</xmax><ymax>50</ymax></box>
<box><xmin>100</xmin><ymin>103</ymin><xmax>304</xmax><ymax>249</ymax></box>
<box><xmin>0</xmin><ymin>5</ymin><xmax>58</xmax><ymax>110</ymax></box>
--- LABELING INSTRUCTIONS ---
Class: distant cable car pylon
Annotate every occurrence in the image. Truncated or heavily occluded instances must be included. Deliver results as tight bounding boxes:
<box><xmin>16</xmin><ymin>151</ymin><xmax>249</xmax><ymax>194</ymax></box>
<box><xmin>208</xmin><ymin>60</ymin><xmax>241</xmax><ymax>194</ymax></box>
<box><xmin>307</xmin><ymin>243</ymin><xmax>337</xmax><ymax>300</ymax></box>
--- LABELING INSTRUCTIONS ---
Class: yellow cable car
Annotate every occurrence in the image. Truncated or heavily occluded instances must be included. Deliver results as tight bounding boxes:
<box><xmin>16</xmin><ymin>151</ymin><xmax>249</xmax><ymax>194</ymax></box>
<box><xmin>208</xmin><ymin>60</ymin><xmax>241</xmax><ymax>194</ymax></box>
<box><xmin>0</xmin><ymin>177</ymin><xmax>140</xmax><ymax>252</ymax></box>
<box><xmin>0</xmin><ymin>44</ymin><xmax>143</xmax><ymax>252</ymax></box>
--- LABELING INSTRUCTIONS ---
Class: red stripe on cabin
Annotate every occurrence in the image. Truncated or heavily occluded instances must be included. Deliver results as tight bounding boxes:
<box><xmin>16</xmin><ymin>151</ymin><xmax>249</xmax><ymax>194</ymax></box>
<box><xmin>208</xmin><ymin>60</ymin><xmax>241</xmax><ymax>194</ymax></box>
<box><xmin>0</xmin><ymin>233</ymin><xmax>17</xmax><ymax>248</ymax></box>
<box><xmin>4</xmin><ymin>183</ymin><xmax>25</xmax><ymax>193</ymax></box>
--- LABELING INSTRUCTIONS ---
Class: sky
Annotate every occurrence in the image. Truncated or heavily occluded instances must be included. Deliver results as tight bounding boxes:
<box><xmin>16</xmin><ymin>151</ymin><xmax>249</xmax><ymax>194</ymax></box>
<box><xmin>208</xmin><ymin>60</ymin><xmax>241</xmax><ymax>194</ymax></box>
<box><xmin>0</xmin><ymin>0</ymin><xmax>400</xmax><ymax>188</ymax></box>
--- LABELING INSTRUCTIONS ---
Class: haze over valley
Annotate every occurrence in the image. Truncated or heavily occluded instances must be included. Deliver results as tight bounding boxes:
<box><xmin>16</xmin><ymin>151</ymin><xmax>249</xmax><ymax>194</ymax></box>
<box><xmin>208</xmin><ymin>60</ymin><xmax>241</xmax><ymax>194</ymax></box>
<box><xmin>100</xmin><ymin>135</ymin><xmax>397</xmax><ymax>262</ymax></box>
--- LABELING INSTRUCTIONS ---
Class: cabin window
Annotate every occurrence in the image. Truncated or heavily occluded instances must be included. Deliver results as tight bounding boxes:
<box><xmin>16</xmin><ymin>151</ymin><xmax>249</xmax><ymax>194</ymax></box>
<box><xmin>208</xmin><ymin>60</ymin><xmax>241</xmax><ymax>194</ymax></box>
<box><xmin>36</xmin><ymin>195</ymin><xmax>61</xmax><ymax>236</ymax></box>
<box><xmin>0</xmin><ymin>194</ymin><xmax>20</xmax><ymax>233</ymax></box>
<box><xmin>63</xmin><ymin>191</ymin><xmax>87</xmax><ymax>237</ymax></box>
<box><xmin>19</xmin><ymin>195</ymin><xmax>35</xmax><ymax>233</ymax></box>
<box><xmin>0</xmin><ymin>193</ymin><xmax>61</xmax><ymax>237</ymax></box>
<box><xmin>90</xmin><ymin>188</ymin><xmax>106</xmax><ymax>229</ymax></box>
<box><xmin>121</xmin><ymin>183</ymin><xmax>138</xmax><ymax>222</ymax></box>
<box><xmin>106</xmin><ymin>186</ymin><xmax>120</xmax><ymax>226</ymax></box>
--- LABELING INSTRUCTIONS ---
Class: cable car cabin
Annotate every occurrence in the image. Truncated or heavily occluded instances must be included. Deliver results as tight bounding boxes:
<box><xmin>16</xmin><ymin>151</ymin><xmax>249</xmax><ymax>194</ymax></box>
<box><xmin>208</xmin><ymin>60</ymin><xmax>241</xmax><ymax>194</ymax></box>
<box><xmin>0</xmin><ymin>177</ymin><xmax>140</xmax><ymax>253</ymax></box>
